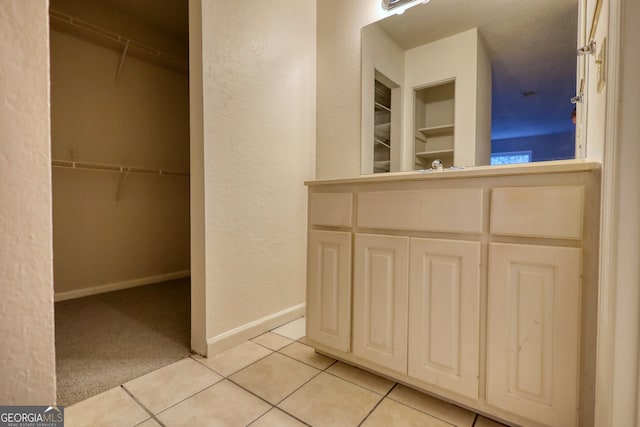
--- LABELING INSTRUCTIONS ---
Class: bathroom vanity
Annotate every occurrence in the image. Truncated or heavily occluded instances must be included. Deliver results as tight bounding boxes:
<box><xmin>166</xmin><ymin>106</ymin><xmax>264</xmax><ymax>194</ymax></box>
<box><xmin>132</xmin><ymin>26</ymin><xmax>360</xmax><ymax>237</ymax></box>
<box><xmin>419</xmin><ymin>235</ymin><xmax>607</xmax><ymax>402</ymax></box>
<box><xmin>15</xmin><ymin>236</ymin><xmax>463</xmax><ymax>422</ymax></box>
<box><xmin>305</xmin><ymin>161</ymin><xmax>600</xmax><ymax>427</ymax></box>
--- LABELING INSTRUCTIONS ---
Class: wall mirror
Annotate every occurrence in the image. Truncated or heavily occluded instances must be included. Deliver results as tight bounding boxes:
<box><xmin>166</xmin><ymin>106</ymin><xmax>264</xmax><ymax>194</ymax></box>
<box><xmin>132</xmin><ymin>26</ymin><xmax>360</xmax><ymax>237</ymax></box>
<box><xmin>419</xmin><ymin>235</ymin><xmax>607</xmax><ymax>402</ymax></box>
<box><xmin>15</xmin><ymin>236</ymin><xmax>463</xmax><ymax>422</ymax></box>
<box><xmin>361</xmin><ymin>0</ymin><xmax>581</xmax><ymax>174</ymax></box>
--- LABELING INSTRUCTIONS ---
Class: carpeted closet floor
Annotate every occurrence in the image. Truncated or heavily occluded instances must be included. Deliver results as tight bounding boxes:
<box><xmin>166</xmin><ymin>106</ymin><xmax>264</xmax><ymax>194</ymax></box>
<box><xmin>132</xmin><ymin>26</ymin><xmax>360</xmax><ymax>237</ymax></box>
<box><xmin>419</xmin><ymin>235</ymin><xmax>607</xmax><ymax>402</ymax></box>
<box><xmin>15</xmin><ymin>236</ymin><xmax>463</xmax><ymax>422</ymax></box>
<box><xmin>55</xmin><ymin>278</ymin><xmax>191</xmax><ymax>407</ymax></box>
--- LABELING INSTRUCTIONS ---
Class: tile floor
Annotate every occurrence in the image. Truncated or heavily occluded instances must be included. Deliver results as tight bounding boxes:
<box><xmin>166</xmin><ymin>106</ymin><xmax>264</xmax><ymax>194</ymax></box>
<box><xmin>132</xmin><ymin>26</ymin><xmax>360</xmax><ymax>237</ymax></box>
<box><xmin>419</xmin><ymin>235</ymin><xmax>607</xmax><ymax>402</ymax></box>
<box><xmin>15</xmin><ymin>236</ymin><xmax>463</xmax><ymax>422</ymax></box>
<box><xmin>64</xmin><ymin>317</ymin><xmax>509</xmax><ymax>427</ymax></box>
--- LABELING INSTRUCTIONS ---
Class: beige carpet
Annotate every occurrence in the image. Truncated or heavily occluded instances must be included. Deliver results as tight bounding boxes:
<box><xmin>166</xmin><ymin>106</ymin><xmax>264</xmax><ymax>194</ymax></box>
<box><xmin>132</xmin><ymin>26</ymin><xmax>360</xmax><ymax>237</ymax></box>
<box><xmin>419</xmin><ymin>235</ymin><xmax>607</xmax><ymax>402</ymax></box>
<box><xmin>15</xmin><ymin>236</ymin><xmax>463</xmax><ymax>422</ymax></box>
<box><xmin>55</xmin><ymin>278</ymin><xmax>191</xmax><ymax>407</ymax></box>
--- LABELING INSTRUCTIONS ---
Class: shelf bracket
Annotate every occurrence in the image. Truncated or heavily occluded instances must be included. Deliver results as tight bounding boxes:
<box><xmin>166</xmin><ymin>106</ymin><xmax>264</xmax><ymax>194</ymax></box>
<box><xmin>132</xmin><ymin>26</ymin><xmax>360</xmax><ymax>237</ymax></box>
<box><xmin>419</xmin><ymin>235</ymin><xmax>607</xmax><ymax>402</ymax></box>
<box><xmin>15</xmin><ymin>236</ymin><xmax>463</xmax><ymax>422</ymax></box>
<box><xmin>116</xmin><ymin>40</ymin><xmax>130</xmax><ymax>81</ymax></box>
<box><xmin>115</xmin><ymin>167</ymin><xmax>131</xmax><ymax>202</ymax></box>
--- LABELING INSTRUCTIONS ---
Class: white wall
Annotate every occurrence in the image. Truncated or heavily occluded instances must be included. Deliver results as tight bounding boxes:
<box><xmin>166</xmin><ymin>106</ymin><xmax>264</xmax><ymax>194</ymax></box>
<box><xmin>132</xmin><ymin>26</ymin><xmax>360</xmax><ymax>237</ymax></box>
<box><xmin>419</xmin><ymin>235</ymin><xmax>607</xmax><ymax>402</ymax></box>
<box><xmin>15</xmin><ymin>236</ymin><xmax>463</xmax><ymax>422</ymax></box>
<box><xmin>317</xmin><ymin>0</ymin><xmax>385</xmax><ymax>179</ymax></box>
<box><xmin>0</xmin><ymin>0</ymin><xmax>56</xmax><ymax>405</ymax></box>
<box><xmin>195</xmin><ymin>0</ymin><xmax>316</xmax><ymax>353</ymax></box>
<box><xmin>50</xmin><ymin>20</ymin><xmax>190</xmax><ymax>297</ymax></box>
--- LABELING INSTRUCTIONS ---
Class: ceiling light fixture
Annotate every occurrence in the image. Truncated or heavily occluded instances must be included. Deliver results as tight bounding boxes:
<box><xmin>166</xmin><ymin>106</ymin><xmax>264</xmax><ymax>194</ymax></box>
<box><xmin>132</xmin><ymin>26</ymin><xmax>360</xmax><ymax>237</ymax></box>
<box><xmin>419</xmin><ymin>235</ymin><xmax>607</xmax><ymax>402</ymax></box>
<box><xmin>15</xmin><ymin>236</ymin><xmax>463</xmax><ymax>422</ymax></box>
<box><xmin>382</xmin><ymin>0</ymin><xmax>430</xmax><ymax>15</ymax></box>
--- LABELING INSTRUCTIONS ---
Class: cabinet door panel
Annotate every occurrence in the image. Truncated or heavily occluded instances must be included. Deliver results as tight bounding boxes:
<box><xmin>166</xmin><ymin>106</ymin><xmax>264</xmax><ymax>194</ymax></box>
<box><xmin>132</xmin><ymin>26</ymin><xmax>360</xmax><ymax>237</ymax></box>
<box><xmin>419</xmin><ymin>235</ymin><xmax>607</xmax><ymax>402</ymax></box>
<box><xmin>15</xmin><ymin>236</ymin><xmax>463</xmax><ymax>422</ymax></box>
<box><xmin>353</xmin><ymin>234</ymin><xmax>409</xmax><ymax>373</ymax></box>
<box><xmin>487</xmin><ymin>243</ymin><xmax>581</xmax><ymax>427</ymax></box>
<box><xmin>408</xmin><ymin>238</ymin><xmax>480</xmax><ymax>399</ymax></box>
<box><xmin>307</xmin><ymin>231</ymin><xmax>351</xmax><ymax>352</ymax></box>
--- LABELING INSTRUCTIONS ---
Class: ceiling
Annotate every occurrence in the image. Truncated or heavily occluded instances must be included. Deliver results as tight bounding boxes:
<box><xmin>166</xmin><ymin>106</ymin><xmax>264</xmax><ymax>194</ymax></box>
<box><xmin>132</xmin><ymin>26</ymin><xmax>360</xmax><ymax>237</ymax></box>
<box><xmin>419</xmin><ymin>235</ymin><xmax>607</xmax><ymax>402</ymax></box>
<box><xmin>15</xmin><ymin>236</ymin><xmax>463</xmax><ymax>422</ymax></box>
<box><xmin>376</xmin><ymin>0</ymin><xmax>579</xmax><ymax>140</ymax></box>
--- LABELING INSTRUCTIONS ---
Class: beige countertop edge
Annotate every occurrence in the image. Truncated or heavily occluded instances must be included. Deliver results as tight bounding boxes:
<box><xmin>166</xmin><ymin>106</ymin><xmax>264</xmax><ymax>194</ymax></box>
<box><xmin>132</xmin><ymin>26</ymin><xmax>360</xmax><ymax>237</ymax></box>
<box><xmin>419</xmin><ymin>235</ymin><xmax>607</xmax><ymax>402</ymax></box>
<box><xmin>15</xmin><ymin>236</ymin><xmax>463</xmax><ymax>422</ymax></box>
<box><xmin>305</xmin><ymin>160</ymin><xmax>601</xmax><ymax>186</ymax></box>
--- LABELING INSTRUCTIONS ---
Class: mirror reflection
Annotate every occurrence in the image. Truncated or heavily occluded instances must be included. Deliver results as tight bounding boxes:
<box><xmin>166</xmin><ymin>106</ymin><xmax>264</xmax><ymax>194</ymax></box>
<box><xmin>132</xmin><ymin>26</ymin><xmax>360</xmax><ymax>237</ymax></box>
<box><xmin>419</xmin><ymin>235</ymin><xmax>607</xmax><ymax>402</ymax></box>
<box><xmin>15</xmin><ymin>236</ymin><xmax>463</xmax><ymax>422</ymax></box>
<box><xmin>361</xmin><ymin>0</ymin><xmax>579</xmax><ymax>174</ymax></box>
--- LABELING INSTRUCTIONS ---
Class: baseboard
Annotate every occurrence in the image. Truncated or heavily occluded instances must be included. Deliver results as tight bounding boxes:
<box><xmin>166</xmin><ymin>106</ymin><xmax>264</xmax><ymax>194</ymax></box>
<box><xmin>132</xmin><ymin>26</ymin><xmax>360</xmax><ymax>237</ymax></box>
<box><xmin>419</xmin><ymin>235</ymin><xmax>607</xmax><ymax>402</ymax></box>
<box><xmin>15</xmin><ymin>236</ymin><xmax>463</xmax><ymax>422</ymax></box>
<box><xmin>206</xmin><ymin>303</ymin><xmax>306</xmax><ymax>356</ymax></box>
<box><xmin>54</xmin><ymin>270</ymin><xmax>191</xmax><ymax>302</ymax></box>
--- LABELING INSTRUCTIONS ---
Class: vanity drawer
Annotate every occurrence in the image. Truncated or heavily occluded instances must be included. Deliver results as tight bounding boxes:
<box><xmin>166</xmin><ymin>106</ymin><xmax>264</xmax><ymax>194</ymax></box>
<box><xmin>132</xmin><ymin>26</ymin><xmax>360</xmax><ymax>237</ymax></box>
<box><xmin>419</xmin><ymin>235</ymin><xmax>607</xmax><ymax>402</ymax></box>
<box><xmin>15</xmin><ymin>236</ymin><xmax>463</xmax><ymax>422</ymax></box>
<box><xmin>357</xmin><ymin>189</ymin><xmax>483</xmax><ymax>233</ymax></box>
<box><xmin>490</xmin><ymin>186</ymin><xmax>584</xmax><ymax>239</ymax></box>
<box><xmin>309</xmin><ymin>192</ymin><xmax>353</xmax><ymax>227</ymax></box>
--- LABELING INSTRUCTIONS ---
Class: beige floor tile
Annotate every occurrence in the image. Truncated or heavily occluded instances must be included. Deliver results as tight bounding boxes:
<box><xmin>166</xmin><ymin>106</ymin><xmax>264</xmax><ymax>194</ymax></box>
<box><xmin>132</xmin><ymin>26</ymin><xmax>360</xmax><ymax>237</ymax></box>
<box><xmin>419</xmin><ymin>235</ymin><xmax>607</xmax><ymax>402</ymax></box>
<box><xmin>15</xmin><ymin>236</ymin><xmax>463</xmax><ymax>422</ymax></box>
<box><xmin>230</xmin><ymin>352</ymin><xmax>319</xmax><ymax>404</ymax></box>
<box><xmin>388</xmin><ymin>385</ymin><xmax>475</xmax><ymax>427</ymax></box>
<box><xmin>194</xmin><ymin>341</ymin><xmax>272</xmax><ymax>376</ymax></box>
<box><xmin>124</xmin><ymin>357</ymin><xmax>222</xmax><ymax>414</ymax></box>
<box><xmin>157</xmin><ymin>380</ymin><xmax>270</xmax><ymax>427</ymax></box>
<box><xmin>135</xmin><ymin>419</ymin><xmax>161</xmax><ymax>427</ymax></box>
<box><xmin>65</xmin><ymin>386</ymin><xmax>149</xmax><ymax>427</ymax></box>
<box><xmin>279</xmin><ymin>372</ymin><xmax>383</xmax><ymax>427</ymax></box>
<box><xmin>272</xmin><ymin>318</ymin><xmax>306</xmax><ymax>340</ymax></box>
<box><xmin>279</xmin><ymin>341</ymin><xmax>335</xmax><ymax>370</ymax></box>
<box><xmin>362</xmin><ymin>398</ymin><xmax>453</xmax><ymax>427</ymax></box>
<box><xmin>251</xmin><ymin>331</ymin><xmax>293</xmax><ymax>350</ymax></box>
<box><xmin>249</xmin><ymin>408</ymin><xmax>306</xmax><ymax>427</ymax></box>
<box><xmin>326</xmin><ymin>362</ymin><xmax>395</xmax><ymax>395</ymax></box>
<box><xmin>475</xmin><ymin>415</ymin><xmax>509</xmax><ymax>427</ymax></box>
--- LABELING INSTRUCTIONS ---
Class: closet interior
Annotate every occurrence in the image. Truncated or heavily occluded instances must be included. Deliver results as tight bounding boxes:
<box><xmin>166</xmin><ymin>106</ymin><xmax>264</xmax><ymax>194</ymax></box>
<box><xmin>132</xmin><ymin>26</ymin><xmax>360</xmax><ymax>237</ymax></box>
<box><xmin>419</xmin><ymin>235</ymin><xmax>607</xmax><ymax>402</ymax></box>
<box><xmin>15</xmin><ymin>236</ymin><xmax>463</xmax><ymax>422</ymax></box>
<box><xmin>49</xmin><ymin>0</ymin><xmax>191</xmax><ymax>407</ymax></box>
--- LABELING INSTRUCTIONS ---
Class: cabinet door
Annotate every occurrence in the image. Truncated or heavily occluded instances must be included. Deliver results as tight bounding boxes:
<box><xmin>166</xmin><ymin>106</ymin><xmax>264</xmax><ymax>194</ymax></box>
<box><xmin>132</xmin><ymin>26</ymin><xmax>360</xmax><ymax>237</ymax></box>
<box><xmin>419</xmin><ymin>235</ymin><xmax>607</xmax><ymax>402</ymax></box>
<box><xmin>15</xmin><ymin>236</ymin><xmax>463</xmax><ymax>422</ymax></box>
<box><xmin>307</xmin><ymin>231</ymin><xmax>352</xmax><ymax>353</ymax></box>
<box><xmin>408</xmin><ymin>238</ymin><xmax>481</xmax><ymax>399</ymax></box>
<box><xmin>353</xmin><ymin>234</ymin><xmax>409</xmax><ymax>373</ymax></box>
<box><xmin>487</xmin><ymin>243</ymin><xmax>581</xmax><ymax>427</ymax></box>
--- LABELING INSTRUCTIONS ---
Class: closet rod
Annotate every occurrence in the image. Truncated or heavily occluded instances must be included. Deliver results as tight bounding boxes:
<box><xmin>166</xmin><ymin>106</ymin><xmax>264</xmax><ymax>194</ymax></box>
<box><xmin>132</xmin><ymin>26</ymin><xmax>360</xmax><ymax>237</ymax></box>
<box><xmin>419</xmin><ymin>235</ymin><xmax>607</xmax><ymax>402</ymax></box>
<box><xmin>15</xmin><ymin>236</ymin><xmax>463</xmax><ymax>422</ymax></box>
<box><xmin>49</xmin><ymin>9</ymin><xmax>189</xmax><ymax>73</ymax></box>
<box><xmin>52</xmin><ymin>159</ymin><xmax>189</xmax><ymax>177</ymax></box>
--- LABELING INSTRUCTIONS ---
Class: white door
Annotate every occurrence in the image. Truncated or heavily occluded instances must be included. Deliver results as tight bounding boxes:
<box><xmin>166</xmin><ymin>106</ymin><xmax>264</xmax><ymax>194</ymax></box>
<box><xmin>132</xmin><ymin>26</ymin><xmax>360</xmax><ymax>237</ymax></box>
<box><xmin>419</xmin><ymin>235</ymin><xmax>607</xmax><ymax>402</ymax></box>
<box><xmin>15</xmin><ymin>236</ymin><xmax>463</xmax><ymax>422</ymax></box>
<box><xmin>306</xmin><ymin>230</ymin><xmax>352</xmax><ymax>352</ymax></box>
<box><xmin>487</xmin><ymin>242</ymin><xmax>581</xmax><ymax>427</ymax></box>
<box><xmin>408</xmin><ymin>238</ymin><xmax>481</xmax><ymax>399</ymax></box>
<box><xmin>353</xmin><ymin>234</ymin><xmax>409</xmax><ymax>373</ymax></box>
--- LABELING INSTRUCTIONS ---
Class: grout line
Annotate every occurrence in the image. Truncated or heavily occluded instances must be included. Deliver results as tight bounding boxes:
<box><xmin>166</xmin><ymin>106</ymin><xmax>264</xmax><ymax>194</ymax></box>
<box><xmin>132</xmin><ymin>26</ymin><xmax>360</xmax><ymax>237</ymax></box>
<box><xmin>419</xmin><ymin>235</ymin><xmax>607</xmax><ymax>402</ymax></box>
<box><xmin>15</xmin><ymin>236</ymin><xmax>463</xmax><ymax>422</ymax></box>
<box><xmin>382</xmin><ymin>392</ymin><xmax>460</xmax><ymax>427</ymax></box>
<box><xmin>123</xmin><ymin>377</ymin><xmax>226</xmax><ymax>422</ymax></box>
<box><xmin>244</xmin><ymin>404</ymin><xmax>277</xmax><ymax>427</ymax></box>
<box><xmin>275</xmin><ymin>345</ymin><xmax>336</xmax><ymax>372</ymax></box>
<box><xmin>120</xmin><ymin>385</ymin><xmax>166</xmax><ymax>427</ymax></box>
<box><xmin>224</xmin><ymin>372</ymin><xmax>316</xmax><ymax>426</ymax></box>
<box><xmin>356</xmin><ymin>382</ymin><xmax>397</xmax><ymax>426</ymax></box>
<box><xmin>322</xmin><ymin>366</ymin><xmax>394</xmax><ymax>396</ymax></box>
<box><xmin>190</xmin><ymin>348</ymin><xmax>275</xmax><ymax>378</ymax></box>
<box><xmin>472</xmin><ymin>413</ymin><xmax>479</xmax><ymax>426</ymax></box>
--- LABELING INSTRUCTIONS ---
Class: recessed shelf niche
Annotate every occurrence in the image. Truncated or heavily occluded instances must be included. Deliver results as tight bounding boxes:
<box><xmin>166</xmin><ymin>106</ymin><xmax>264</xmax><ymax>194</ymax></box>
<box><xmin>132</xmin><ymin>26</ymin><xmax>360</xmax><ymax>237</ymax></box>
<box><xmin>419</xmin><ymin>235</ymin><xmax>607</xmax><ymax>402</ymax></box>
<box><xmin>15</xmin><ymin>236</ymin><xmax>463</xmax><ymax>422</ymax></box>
<box><xmin>414</xmin><ymin>81</ymin><xmax>455</xmax><ymax>169</ymax></box>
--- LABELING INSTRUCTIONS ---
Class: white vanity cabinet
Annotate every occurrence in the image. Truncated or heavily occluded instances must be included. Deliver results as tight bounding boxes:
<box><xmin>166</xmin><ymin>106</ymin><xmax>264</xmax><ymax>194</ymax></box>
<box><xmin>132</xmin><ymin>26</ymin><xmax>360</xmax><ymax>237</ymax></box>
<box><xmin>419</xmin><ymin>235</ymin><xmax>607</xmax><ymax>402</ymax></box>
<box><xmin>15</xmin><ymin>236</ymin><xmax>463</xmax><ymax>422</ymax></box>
<box><xmin>306</xmin><ymin>193</ymin><xmax>354</xmax><ymax>353</ymax></box>
<box><xmin>353</xmin><ymin>234</ymin><xmax>409</xmax><ymax>373</ymax></box>
<box><xmin>408</xmin><ymin>238</ymin><xmax>481</xmax><ymax>400</ymax></box>
<box><xmin>305</xmin><ymin>162</ymin><xmax>600</xmax><ymax>427</ymax></box>
<box><xmin>487</xmin><ymin>242</ymin><xmax>581</xmax><ymax>427</ymax></box>
<box><xmin>351</xmin><ymin>234</ymin><xmax>481</xmax><ymax>398</ymax></box>
<box><xmin>307</xmin><ymin>230</ymin><xmax>352</xmax><ymax>353</ymax></box>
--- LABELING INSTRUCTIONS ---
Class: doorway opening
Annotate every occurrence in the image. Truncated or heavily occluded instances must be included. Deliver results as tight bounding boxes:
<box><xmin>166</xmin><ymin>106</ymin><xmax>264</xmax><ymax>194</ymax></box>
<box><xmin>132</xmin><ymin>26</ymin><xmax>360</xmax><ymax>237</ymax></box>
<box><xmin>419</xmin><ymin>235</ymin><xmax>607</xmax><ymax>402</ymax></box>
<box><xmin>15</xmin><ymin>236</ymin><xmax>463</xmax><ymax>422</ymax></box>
<box><xmin>49</xmin><ymin>0</ymin><xmax>191</xmax><ymax>406</ymax></box>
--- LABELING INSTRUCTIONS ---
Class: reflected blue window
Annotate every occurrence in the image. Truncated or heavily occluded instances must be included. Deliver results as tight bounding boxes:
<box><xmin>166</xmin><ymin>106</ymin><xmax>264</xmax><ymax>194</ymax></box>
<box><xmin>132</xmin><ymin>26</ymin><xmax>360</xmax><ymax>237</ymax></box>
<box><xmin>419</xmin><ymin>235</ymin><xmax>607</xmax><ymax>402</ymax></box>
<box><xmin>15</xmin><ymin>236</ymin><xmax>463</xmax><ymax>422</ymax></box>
<box><xmin>490</xmin><ymin>151</ymin><xmax>532</xmax><ymax>165</ymax></box>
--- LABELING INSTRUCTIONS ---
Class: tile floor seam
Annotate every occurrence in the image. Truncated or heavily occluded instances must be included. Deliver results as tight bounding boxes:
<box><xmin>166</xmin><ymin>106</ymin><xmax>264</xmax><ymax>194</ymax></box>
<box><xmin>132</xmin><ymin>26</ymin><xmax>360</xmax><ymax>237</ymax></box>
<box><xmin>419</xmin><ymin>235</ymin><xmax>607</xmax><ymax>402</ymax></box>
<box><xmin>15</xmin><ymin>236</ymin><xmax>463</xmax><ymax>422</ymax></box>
<box><xmin>251</xmin><ymin>339</ymin><xmax>289</xmax><ymax>352</ymax></box>
<box><xmin>384</xmin><ymin>395</ymin><xmax>461</xmax><ymax>427</ymax></box>
<box><xmin>271</xmin><ymin>368</ymin><xmax>324</xmax><ymax>407</ymax></box>
<box><xmin>191</xmin><ymin>349</ymin><xmax>275</xmax><ymax>378</ymax></box>
<box><xmin>242</xmin><ymin>404</ymin><xmax>277</xmax><ymax>427</ymax></box>
<box><xmin>275</xmin><ymin>346</ymin><xmax>337</xmax><ymax>371</ymax></box>
<box><xmin>247</xmin><ymin>407</ymin><xmax>312</xmax><ymax>427</ymax></box>
<box><xmin>322</xmin><ymin>367</ymin><xmax>394</xmax><ymax>396</ymax></box>
<box><xmin>356</xmin><ymin>381</ymin><xmax>397</xmax><ymax>426</ymax></box>
<box><xmin>120</xmin><ymin>385</ymin><xmax>166</xmax><ymax>427</ymax></box>
<box><xmin>126</xmin><ymin>377</ymin><xmax>224</xmax><ymax>419</ymax></box>
<box><xmin>472</xmin><ymin>413</ymin><xmax>479</xmax><ymax>426</ymax></box>
<box><xmin>225</xmin><ymin>374</ymin><xmax>296</xmax><ymax>411</ymax></box>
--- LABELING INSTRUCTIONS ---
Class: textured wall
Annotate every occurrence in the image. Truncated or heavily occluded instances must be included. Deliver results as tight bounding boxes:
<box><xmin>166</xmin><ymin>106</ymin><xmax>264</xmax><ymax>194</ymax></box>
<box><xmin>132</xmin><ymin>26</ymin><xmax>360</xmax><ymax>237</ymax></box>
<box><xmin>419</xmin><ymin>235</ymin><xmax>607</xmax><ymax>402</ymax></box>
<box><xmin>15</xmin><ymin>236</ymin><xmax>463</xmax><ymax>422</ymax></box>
<box><xmin>0</xmin><ymin>1</ymin><xmax>56</xmax><ymax>404</ymax></box>
<box><xmin>199</xmin><ymin>0</ymin><xmax>316</xmax><ymax>343</ymax></box>
<box><xmin>50</xmin><ymin>29</ymin><xmax>190</xmax><ymax>296</ymax></box>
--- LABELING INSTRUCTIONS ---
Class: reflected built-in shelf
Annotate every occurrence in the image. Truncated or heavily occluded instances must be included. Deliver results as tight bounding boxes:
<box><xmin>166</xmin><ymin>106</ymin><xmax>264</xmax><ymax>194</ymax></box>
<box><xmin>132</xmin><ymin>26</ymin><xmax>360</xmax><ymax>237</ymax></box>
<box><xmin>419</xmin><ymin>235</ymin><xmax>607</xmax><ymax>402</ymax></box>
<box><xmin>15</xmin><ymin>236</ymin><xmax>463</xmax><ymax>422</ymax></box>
<box><xmin>415</xmin><ymin>149</ymin><xmax>454</xmax><ymax>157</ymax></box>
<box><xmin>417</xmin><ymin>124</ymin><xmax>454</xmax><ymax>136</ymax></box>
